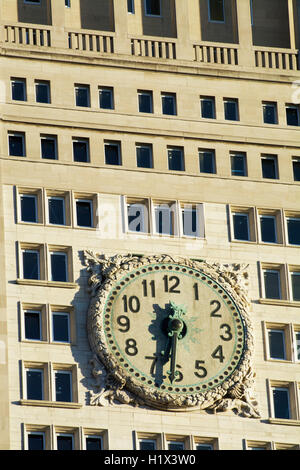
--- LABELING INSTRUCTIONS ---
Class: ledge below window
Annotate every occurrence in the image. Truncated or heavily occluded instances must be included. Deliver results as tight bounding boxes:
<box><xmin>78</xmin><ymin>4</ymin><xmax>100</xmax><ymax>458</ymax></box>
<box><xmin>16</xmin><ymin>279</ymin><xmax>78</xmax><ymax>289</ymax></box>
<box><xmin>19</xmin><ymin>399</ymin><xmax>82</xmax><ymax>409</ymax></box>
<box><xmin>267</xmin><ymin>418</ymin><xmax>300</xmax><ymax>427</ymax></box>
<box><xmin>258</xmin><ymin>299</ymin><xmax>300</xmax><ymax>308</ymax></box>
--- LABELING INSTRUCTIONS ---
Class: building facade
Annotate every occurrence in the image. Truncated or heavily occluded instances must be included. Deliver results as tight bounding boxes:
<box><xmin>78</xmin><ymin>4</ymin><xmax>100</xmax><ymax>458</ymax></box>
<box><xmin>0</xmin><ymin>0</ymin><xmax>300</xmax><ymax>450</ymax></box>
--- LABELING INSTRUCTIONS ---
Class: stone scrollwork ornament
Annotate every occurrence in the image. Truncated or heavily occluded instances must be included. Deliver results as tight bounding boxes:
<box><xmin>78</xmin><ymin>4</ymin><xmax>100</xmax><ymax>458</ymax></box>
<box><xmin>84</xmin><ymin>251</ymin><xmax>260</xmax><ymax>418</ymax></box>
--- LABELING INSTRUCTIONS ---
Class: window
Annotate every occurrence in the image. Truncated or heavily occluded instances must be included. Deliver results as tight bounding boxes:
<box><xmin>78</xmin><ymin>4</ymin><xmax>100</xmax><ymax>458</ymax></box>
<box><xmin>75</xmin><ymin>84</ymin><xmax>90</xmax><ymax>107</ymax></box>
<box><xmin>48</xmin><ymin>196</ymin><xmax>66</xmax><ymax>225</ymax></box>
<box><xmin>127</xmin><ymin>199</ymin><xmax>149</xmax><ymax>233</ymax></box>
<box><xmin>20</xmin><ymin>194</ymin><xmax>38</xmax><ymax>223</ymax></box>
<box><xmin>136</xmin><ymin>144</ymin><xmax>153</xmax><ymax>168</ymax></box>
<box><xmin>86</xmin><ymin>436</ymin><xmax>103</xmax><ymax>450</ymax></box>
<box><xmin>35</xmin><ymin>80</ymin><xmax>50</xmax><ymax>103</ymax></box>
<box><xmin>286</xmin><ymin>215</ymin><xmax>300</xmax><ymax>245</ymax></box>
<box><xmin>75</xmin><ymin>199</ymin><xmax>93</xmax><ymax>227</ymax></box>
<box><xmin>167</xmin><ymin>441</ymin><xmax>185</xmax><ymax>450</ymax></box>
<box><xmin>261</xmin><ymin>154</ymin><xmax>278</xmax><ymax>179</ymax></box>
<box><xmin>200</xmin><ymin>96</ymin><xmax>215</xmax><ymax>119</ymax></box>
<box><xmin>267</xmin><ymin>329</ymin><xmax>286</xmax><ymax>360</ymax></box>
<box><xmin>181</xmin><ymin>204</ymin><xmax>201</xmax><ymax>237</ymax></box>
<box><xmin>263</xmin><ymin>268</ymin><xmax>281</xmax><ymax>300</ymax></box>
<box><xmin>41</xmin><ymin>135</ymin><xmax>57</xmax><ymax>160</ymax></box>
<box><xmin>139</xmin><ymin>439</ymin><xmax>157</xmax><ymax>450</ymax></box>
<box><xmin>290</xmin><ymin>271</ymin><xmax>300</xmax><ymax>301</ymax></box>
<box><xmin>99</xmin><ymin>87</ymin><xmax>114</xmax><ymax>109</ymax></box>
<box><xmin>199</xmin><ymin>149</ymin><xmax>216</xmax><ymax>174</ymax></box>
<box><xmin>65</xmin><ymin>0</ymin><xmax>71</xmax><ymax>7</ymax></box>
<box><xmin>224</xmin><ymin>98</ymin><xmax>239</xmax><ymax>121</ymax></box>
<box><xmin>286</xmin><ymin>104</ymin><xmax>300</xmax><ymax>126</ymax></box>
<box><xmin>162</xmin><ymin>93</ymin><xmax>177</xmax><ymax>115</ymax></box>
<box><xmin>54</xmin><ymin>370</ymin><xmax>72</xmax><ymax>402</ymax></box>
<box><xmin>271</xmin><ymin>386</ymin><xmax>290</xmax><ymax>419</ymax></box>
<box><xmin>127</xmin><ymin>0</ymin><xmax>135</xmax><ymax>13</ymax></box>
<box><xmin>52</xmin><ymin>311</ymin><xmax>70</xmax><ymax>343</ymax></box>
<box><xmin>8</xmin><ymin>132</ymin><xmax>25</xmax><ymax>157</ymax></box>
<box><xmin>27</xmin><ymin>432</ymin><xmax>45</xmax><ymax>451</ymax></box>
<box><xmin>73</xmin><ymin>138</ymin><xmax>90</xmax><ymax>163</ymax></box>
<box><xmin>154</xmin><ymin>202</ymin><xmax>176</xmax><ymax>236</ymax></box>
<box><xmin>196</xmin><ymin>443</ymin><xmax>214</xmax><ymax>450</ymax></box>
<box><xmin>263</xmin><ymin>102</ymin><xmax>277</xmax><ymax>124</ymax></box>
<box><xmin>208</xmin><ymin>0</ymin><xmax>225</xmax><ymax>22</ymax></box>
<box><xmin>57</xmin><ymin>434</ymin><xmax>74</xmax><ymax>451</ymax></box>
<box><xmin>168</xmin><ymin>147</ymin><xmax>184</xmax><ymax>171</ymax></box>
<box><xmin>145</xmin><ymin>0</ymin><xmax>161</xmax><ymax>16</ymax></box>
<box><xmin>50</xmin><ymin>251</ymin><xmax>68</xmax><ymax>282</ymax></box>
<box><xmin>259</xmin><ymin>213</ymin><xmax>278</xmax><ymax>244</ymax></box>
<box><xmin>24</xmin><ymin>310</ymin><xmax>42</xmax><ymax>341</ymax></box>
<box><xmin>295</xmin><ymin>330</ymin><xmax>300</xmax><ymax>361</ymax></box>
<box><xmin>22</xmin><ymin>249</ymin><xmax>40</xmax><ymax>280</ymax></box>
<box><xmin>11</xmin><ymin>78</ymin><xmax>26</xmax><ymax>101</ymax></box>
<box><xmin>104</xmin><ymin>141</ymin><xmax>121</xmax><ymax>165</ymax></box>
<box><xmin>138</xmin><ymin>90</ymin><xmax>153</xmax><ymax>113</ymax></box>
<box><xmin>292</xmin><ymin>158</ymin><xmax>300</xmax><ymax>181</ymax></box>
<box><xmin>230</xmin><ymin>152</ymin><xmax>247</xmax><ymax>176</ymax></box>
<box><xmin>25</xmin><ymin>368</ymin><xmax>44</xmax><ymax>400</ymax></box>
<box><xmin>232</xmin><ymin>212</ymin><xmax>250</xmax><ymax>241</ymax></box>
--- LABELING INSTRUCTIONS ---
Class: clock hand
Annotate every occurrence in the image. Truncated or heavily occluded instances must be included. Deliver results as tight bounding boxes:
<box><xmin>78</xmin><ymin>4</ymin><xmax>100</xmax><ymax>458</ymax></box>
<box><xmin>165</xmin><ymin>302</ymin><xmax>186</xmax><ymax>384</ymax></box>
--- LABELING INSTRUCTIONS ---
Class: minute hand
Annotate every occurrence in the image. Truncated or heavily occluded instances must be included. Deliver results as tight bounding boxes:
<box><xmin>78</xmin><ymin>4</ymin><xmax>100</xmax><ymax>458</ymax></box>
<box><xmin>166</xmin><ymin>301</ymin><xmax>186</xmax><ymax>384</ymax></box>
<box><xmin>167</xmin><ymin>330</ymin><xmax>180</xmax><ymax>384</ymax></box>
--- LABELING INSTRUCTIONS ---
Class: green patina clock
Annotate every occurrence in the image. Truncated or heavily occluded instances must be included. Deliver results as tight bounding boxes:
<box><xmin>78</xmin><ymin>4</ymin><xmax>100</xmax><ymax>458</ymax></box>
<box><xmin>85</xmin><ymin>253</ymin><xmax>260</xmax><ymax>417</ymax></box>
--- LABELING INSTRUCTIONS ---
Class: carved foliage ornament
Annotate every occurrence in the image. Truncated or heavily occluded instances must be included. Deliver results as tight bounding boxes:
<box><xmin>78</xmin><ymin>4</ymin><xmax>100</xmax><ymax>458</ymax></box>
<box><xmin>84</xmin><ymin>252</ymin><xmax>260</xmax><ymax>418</ymax></box>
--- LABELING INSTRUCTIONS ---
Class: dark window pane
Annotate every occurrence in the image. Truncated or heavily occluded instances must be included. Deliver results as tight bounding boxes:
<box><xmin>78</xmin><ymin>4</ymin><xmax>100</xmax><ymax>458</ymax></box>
<box><xmin>162</xmin><ymin>94</ymin><xmax>176</xmax><ymax>115</ymax></box>
<box><xmin>287</xmin><ymin>218</ymin><xmax>300</xmax><ymax>245</ymax></box>
<box><xmin>196</xmin><ymin>444</ymin><xmax>213</xmax><ymax>450</ymax></box>
<box><xmin>231</xmin><ymin>155</ymin><xmax>246</xmax><ymax>176</ymax></box>
<box><xmin>145</xmin><ymin>0</ymin><xmax>160</xmax><ymax>15</ymax></box>
<box><xmin>168</xmin><ymin>442</ymin><xmax>184</xmax><ymax>450</ymax></box>
<box><xmin>53</xmin><ymin>313</ymin><xmax>69</xmax><ymax>342</ymax></box>
<box><xmin>199</xmin><ymin>151</ymin><xmax>215</xmax><ymax>173</ymax></box>
<box><xmin>48</xmin><ymin>198</ymin><xmax>65</xmax><ymax>225</ymax></box>
<box><xmin>262</xmin><ymin>158</ymin><xmax>277</xmax><ymax>179</ymax></box>
<box><xmin>138</xmin><ymin>92</ymin><xmax>152</xmax><ymax>113</ymax></box>
<box><xmin>75</xmin><ymin>87</ymin><xmax>89</xmax><ymax>107</ymax></box>
<box><xmin>26</xmin><ymin>370</ymin><xmax>43</xmax><ymax>400</ymax></box>
<box><xmin>76</xmin><ymin>201</ymin><xmax>92</xmax><ymax>227</ymax></box>
<box><xmin>233</xmin><ymin>214</ymin><xmax>249</xmax><ymax>240</ymax></box>
<box><xmin>136</xmin><ymin>146</ymin><xmax>152</xmax><ymax>168</ymax></box>
<box><xmin>291</xmin><ymin>273</ymin><xmax>300</xmax><ymax>301</ymax></box>
<box><xmin>263</xmin><ymin>104</ymin><xmax>276</xmax><ymax>124</ymax></box>
<box><xmin>73</xmin><ymin>141</ymin><xmax>89</xmax><ymax>162</ymax></box>
<box><xmin>201</xmin><ymin>99</ymin><xmax>215</xmax><ymax>118</ymax></box>
<box><xmin>286</xmin><ymin>107</ymin><xmax>299</xmax><ymax>126</ymax></box>
<box><xmin>105</xmin><ymin>144</ymin><xmax>120</xmax><ymax>165</ymax></box>
<box><xmin>140</xmin><ymin>440</ymin><xmax>156</xmax><ymax>450</ymax></box>
<box><xmin>12</xmin><ymin>80</ymin><xmax>26</xmax><ymax>101</ymax></box>
<box><xmin>55</xmin><ymin>372</ymin><xmax>71</xmax><ymax>402</ymax></box>
<box><xmin>41</xmin><ymin>138</ymin><xmax>56</xmax><ymax>159</ymax></box>
<box><xmin>260</xmin><ymin>216</ymin><xmax>277</xmax><ymax>243</ymax></box>
<box><xmin>9</xmin><ymin>135</ymin><xmax>24</xmax><ymax>156</ymax></box>
<box><xmin>36</xmin><ymin>82</ymin><xmax>50</xmax><ymax>103</ymax></box>
<box><xmin>293</xmin><ymin>160</ymin><xmax>300</xmax><ymax>181</ymax></box>
<box><xmin>268</xmin><ymin>330</ymin><xmax>285</xmax><ymax>359</ymax></box>
<box><xmin>57</xmin><ymin>436</ymin><xmax>73</xmax><ymax>451</ymax></box>
<box><xmin>51</xmin><ymin>253</ymin><xmax>67</xmax><ymax>282</ymax></box>
<box><xmin>28</xmin><ymin>434</ymin><xmax>44</xmax><ymax>450</ymax></box>
<box><xmin>224</xmin><ymin>101</ymin><xmax>238</xmax><ymax>120</ymax></box>
<box><xmin>209</xmin><ymin>0</ymin><xmax>224</xmax><ymax>21</ymax></box>
<box><xmin>264</xmin><ymin>271</ymin><xmax>281</xmax><ymax>299</ymax></box>
<box><xmin>25</xmin><ymin>312</ymin><xmax>41</xmax><ymax>340</ymax></box>
<box><xmin>168</xmin><ymin>149</ymin><xmax>184</xmax><ymax>171</ymax></box>
<box><xmin>99</xmin><ymin>88</ymin><xmax>113</xmax><ymax>109</ymax></box>
<box><xmin>86</xmin><ymin>437</ymin><xmax>102</xmax><ymax>450</ymax></box>
<box><xmin>21</xmin><ymin>195</ymin><xmax>37</xmax><ymax>223</ymax></box>
<box><xmin>23</xmin><ymin>251</ymin><xmax>39</xmax><ymax>280</ymax></box>
<box><xmin>272</xmin><ymin>389</ymin><xmax>290</xmax><ymax>419</ymax></box>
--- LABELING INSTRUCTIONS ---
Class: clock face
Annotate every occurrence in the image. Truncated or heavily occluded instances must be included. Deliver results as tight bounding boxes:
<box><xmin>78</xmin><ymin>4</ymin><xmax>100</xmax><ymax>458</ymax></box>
<box><xmin>99</xmin><ymin>261</ymin><xmax>247</xmax><ymax>406</ymax></box>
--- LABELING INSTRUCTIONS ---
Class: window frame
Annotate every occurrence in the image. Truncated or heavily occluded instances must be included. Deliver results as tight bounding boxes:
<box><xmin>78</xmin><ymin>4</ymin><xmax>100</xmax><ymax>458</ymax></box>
<box><xmin>200</xmin><ymin>96</ymin><xmax>216</xmax><ymax>119</ymax></box>
<box><xmin>99</xmin><ymin>86</ymin><xmax>114</xmax><ymax>110</ymax></box>
<box><xmin>49</xmin><ymin>249</ymin><xmax>69</xmax><ymax>283</ymax></box>
<box><xmin>138</xmin><ymin>90</ymin><xmax>153</xmax><ymax>113</ymax></box>
<box><xmin>262</xmin><ymin>101</ymin><xmax>278</xmax><ymax>125</ymax></box>
<box><xmin>8</xmin><ymin>131</ymin><xmax>26</xmax><ymax>157</ymax></box>
<box><xmin>208</xmin><ymin>0</ymin><xmax>225</xmax><ymax>23</ymax></box>
<box><xmin>161</xmin><ymin>92</ymin><xmax>177</xmax><ymax>116</ymax></box>
<box><xmin>167</xmin><ymin>146</ymin><xmax>185</xmax><ymax>172</ymax></box>
<box><xmin>35</xmin><ymin>80</ymin><xmax>51</xmax><ymax>104</ymax></box>
<box><xmin>230</xmin><ymin>152</ymin><xmax>247</xmax><ymax>177</ymax></box>
<box><xmin>286</xmin><ymin>104</ymin><xmax>300</xmax><ymax>126</ymax></box>
<box><xmin>199</xmin><ymin>149</ymin><xmax>216</xmax><ymax>174</ymax></box>
<box><xmin>144</xmin><ymin>0</ymin><xmax>161</xmax><ymax>17</ymax></box>
<box><xmin>74</xmin><ymin>84</ymin><xmax>90</xmax><ymax>108</ymax></box>
<box><xmin>11</xmin><ymin>77</ymin><xmax>27</xmax><ymax>101</ymax></box>
<box><xmin>136</xmin><ymin>143</ymin><xmax>153</xmax><ymax>169</ymax></box>
<box><xmin>104</xmin><ymin>141</ymin><xmax>122</xmax><ymax>166</ymax></box>
<box><xmin>261</xmin><ymin>154</ymin><xmax>279</xmax><ymax>180</ymax></box>
<box><xmin>72</xmin><ymin>137</ymin><xmax>90</xmax><ymax>163</ymax></box>
<box><xmin>224</xmin><ymin>98</ymin><xmax>239</xmax><ymax>121</ymax></box>
<box><xmin>40</xmin><ymin>134</ymin><xmax>58</xmax><ymax>160</ymax></box>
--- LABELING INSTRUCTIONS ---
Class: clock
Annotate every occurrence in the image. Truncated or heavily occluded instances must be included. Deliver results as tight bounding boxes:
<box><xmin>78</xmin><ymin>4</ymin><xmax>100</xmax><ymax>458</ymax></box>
<box><xmin>86</xmin><ymin>253</ymin><xmax>255</xmax><ymax>412</ymax></box>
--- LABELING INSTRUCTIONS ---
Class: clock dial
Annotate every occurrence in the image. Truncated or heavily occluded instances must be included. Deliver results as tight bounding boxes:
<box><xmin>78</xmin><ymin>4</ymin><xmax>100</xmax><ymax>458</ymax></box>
<box><xmin>102</xmin><ymin>262</ymin><xmax>246</xmax><ymax>398</ymax></box>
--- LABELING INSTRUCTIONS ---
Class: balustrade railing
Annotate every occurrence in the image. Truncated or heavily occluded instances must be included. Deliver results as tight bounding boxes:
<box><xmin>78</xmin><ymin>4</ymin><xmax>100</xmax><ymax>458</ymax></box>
<box><xmin>67</xmin><ymin>30</ymin><xmax>114</xmax><ymax>54</ymax></box>
<box><xmin>4</xmin><ymin>24</ymin><xmax>51</xmax><ymax>47</ymax></box>
<box><xmin>193</xmin><ymin>42</ymin><xmax>239</xmax><ymax>66</ymax></box>
<box><xmin>254</xmin><ymin>46</ymin><xmax>299</xmax><ymax>71</ymax></box>
<box><xmin>131</xmin><ymin>37</ymin><xmax>176</xmax><ymax>60</ymax></box>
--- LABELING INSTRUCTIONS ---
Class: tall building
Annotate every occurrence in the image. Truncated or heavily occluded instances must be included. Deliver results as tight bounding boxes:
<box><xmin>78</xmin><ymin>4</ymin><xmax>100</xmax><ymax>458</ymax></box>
<box><xmin>0</xmin><ymin>0</ymin><xmax>300</xmax><ymax>451</ymax></box>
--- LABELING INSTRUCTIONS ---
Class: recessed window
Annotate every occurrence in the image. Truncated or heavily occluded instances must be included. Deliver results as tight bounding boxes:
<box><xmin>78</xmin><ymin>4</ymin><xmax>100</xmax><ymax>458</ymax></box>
<box><xmin>286</xmin><ymin>104</ymin><xmax>300</xmax><ymax>126</ymax></box>
<box><xmin>181</xmin><ymin>204</ymin><xmax>199</xmax><ymax>237</ymax></box>
<box><xmin>26</xmin><ymin>368</ymin><xmax>43</xmax><ymax>400</ymax></box>
<box><xmin>8</xmin><ymin>132</ymin><xmax>25</xmax><ymax>157</ymax></box>
<box><xmin>28</xmin><ymin>433</ymin><xmax>45</xmax><ymax>450</ymax></box>
<box><xmin>230</xmin><ymin>152</ymin><xmax>247</xmax><ymax>176</ymax></box>
<box><xmin>271</xmin><ymin>386</ymin><xmax>290</xmax><ymax>419</ymax></box>
<box><xmin>224</xmin><ymin>98</ymin><xmax>239</xmax><ymax>121</ymax></box>
<box><xmin>168</xmin><ymin>147</ymin><xmax>184</xmax><ymax>171</ymax></box>
<box><xmin>57</xmin><ymin>434</ymin><xmax>74</xmax><ymax>451</ymax></box>
<box><xmin>136</xmin><ymin>144</ymin><xmax>153</xmax><ymax>168</ymax></box>
<box><xmin>145</xmin><ymin>0</ymin><xmax>161</xmax><ymax>16</ymax></box>
<box><xmin>154</xmin><ymin>202</ymin><xmax>176</xmax><ymax>236</ymax></box>
<box><xmin>138</xmin><ymin>90</ymin><xmax>153</xmax><ymax>113</ymax></box>
<box><xmin>259</xmin><ymin>214</ymin><xmax>277</xmax><ymax>243</ymax></box>
<box><xmin>290</xmin><ymin>271</ymin><xmax>300</xmax><ymax>301</ymax></box>
<box><xmin>127</xmin><ymin>0</ymin><xmax>135</xmax><ymax>13</ymax></box>
<box><xmin>41</xmin><ymin>135</ymin><xmax>57</xmax><ymax>160</ymax></box>
<box><xmin>267</xmin><ymin>329</ymin><xmax>286</xmax><ymax>360</ymax></box>
<box><xmin>50</xmin><ymin>251</ymin><xmax>68</xmax><ymax>282</ymax></box>
<box><xmin>261</xmin><ymin>155</ymin><xmax>278</xmax><ymax>179</ymax></box>
<box><xmin>200</xmin><ymin>96</ymin><xmax>215</xmax><ymax>119</ymax></box>
<box><xmin>86</xmin><ymin>436</ymin><xmax>103</xmax><ymax>450</ymax></box>
<box><xmin>54</xmin><ymin>370</ymin><xmax>72</xmax><ymax>402</ymax></box>
<box><xmin>22</xmin><ymin>249</ymin><xmax>40</xmax><ymax>280</ymax></box>
<box><xmin>73</xmin><ymin>138</ymin><xmax>90</xmax><ymax>163</ymax></box>
<box><xmin>208</xmin><ymin>0</ymin><xmax>224</xmax><ymax>22</ymax></box>
<box><xmin>232</xmin><ymin>212</ymin><xmax>250</xmax><ymax>241</ymax></box>
<box><xmin>52</xmin><ymin>312</ymin><xmax>70</xmax><ymax>343</ymax></box>
<box><xmin>127</xmin><ymin>199</ymin><xmax>149</xmax><ymax>233</ymax></box>
<box><xmin>99</xmin><ymin>87</ymin><xmax>114</xmax><ymax>110</ymax></box>
<box><xmin>167</xmin><ymin>441</ymin><xmax>185</xmax><ymax>450</ymax></box>
<box><xmin>199</xmin><ymin>149</ymin><xmax>216</xmax><ymax>174</ymax></box>
<box><xmin>47</xmin><ymin>196</ymin><xmax>65</xmax><ymax>225</ymax></box>
<box><xmin>75</xmin><ymin>199</ymin><xmax>93</xmax><ymax>227</ymax></box>
<box><xmin>196</xmin><ymin>443</ymin><xmax>214</xmax><ymax>450</ymax></box>
<box><xmin>292</xmin><ymin>158</ymin><xmax>300</xmax><ymax>181</ymax></box>
<box><xmin>263</xmin><ymin>269</ymin><xmax>281</xmax><ymax>300</ymax></box>
<box><xmin>11</xmin><ymin>78</ymin><xmax>26</xmax><ymax>101</ymax></box>
<box><xmin>286</xmin><ymin>216</ymin><xmax>300</xmax><ymax>245</ymax></box>
<box><xmin>263</xmin><ymin>102</ymin><xmax>278</xmax><ymax>124</ymax></box>
<box><xmin>139</xmin><ymin>439</ymin><xmax>157</xmax><ymax>450</ymax></box>
<box><xmin>20</xmin><ymin>194</ymin><xmax>38</xmax><ymax>223</ymax></box>
<box><xmin>162</xmin><ymin>93</ymin><xmax>177</xmax><ymax>115</ymax></box>
<box><xmin>35</xmin><ymin>80</ymin><xmax>51</xmax><ymax>104</ymax></box>
<box><xmin>24</xmin><ymin>310</ymin><xmax>42</xmax><ymax>341</ymax></box>
<box><xmin>104</xmin><ymin>141</ymin><xmax>121</xmax><ymax>165</ymax></box>
<box><xmin>75</xmin><ymin>84</ymin><xmax>90</xmax><ymax>107</ymax></box>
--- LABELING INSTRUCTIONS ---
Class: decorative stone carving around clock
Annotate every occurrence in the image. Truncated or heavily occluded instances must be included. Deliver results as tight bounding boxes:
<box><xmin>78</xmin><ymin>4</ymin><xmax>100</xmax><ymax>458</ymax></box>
<box><xmin>84</xmin><ymin>252</ymin><xmax>260</xmax><ymax>418</ymax></box>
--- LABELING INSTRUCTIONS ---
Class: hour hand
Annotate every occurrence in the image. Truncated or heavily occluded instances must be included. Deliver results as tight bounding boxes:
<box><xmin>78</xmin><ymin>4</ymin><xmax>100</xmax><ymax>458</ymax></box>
<box><xmin>164</xmin><ymin>301</ymin><xmax>186</xmax><ymax>384</ymax></box>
